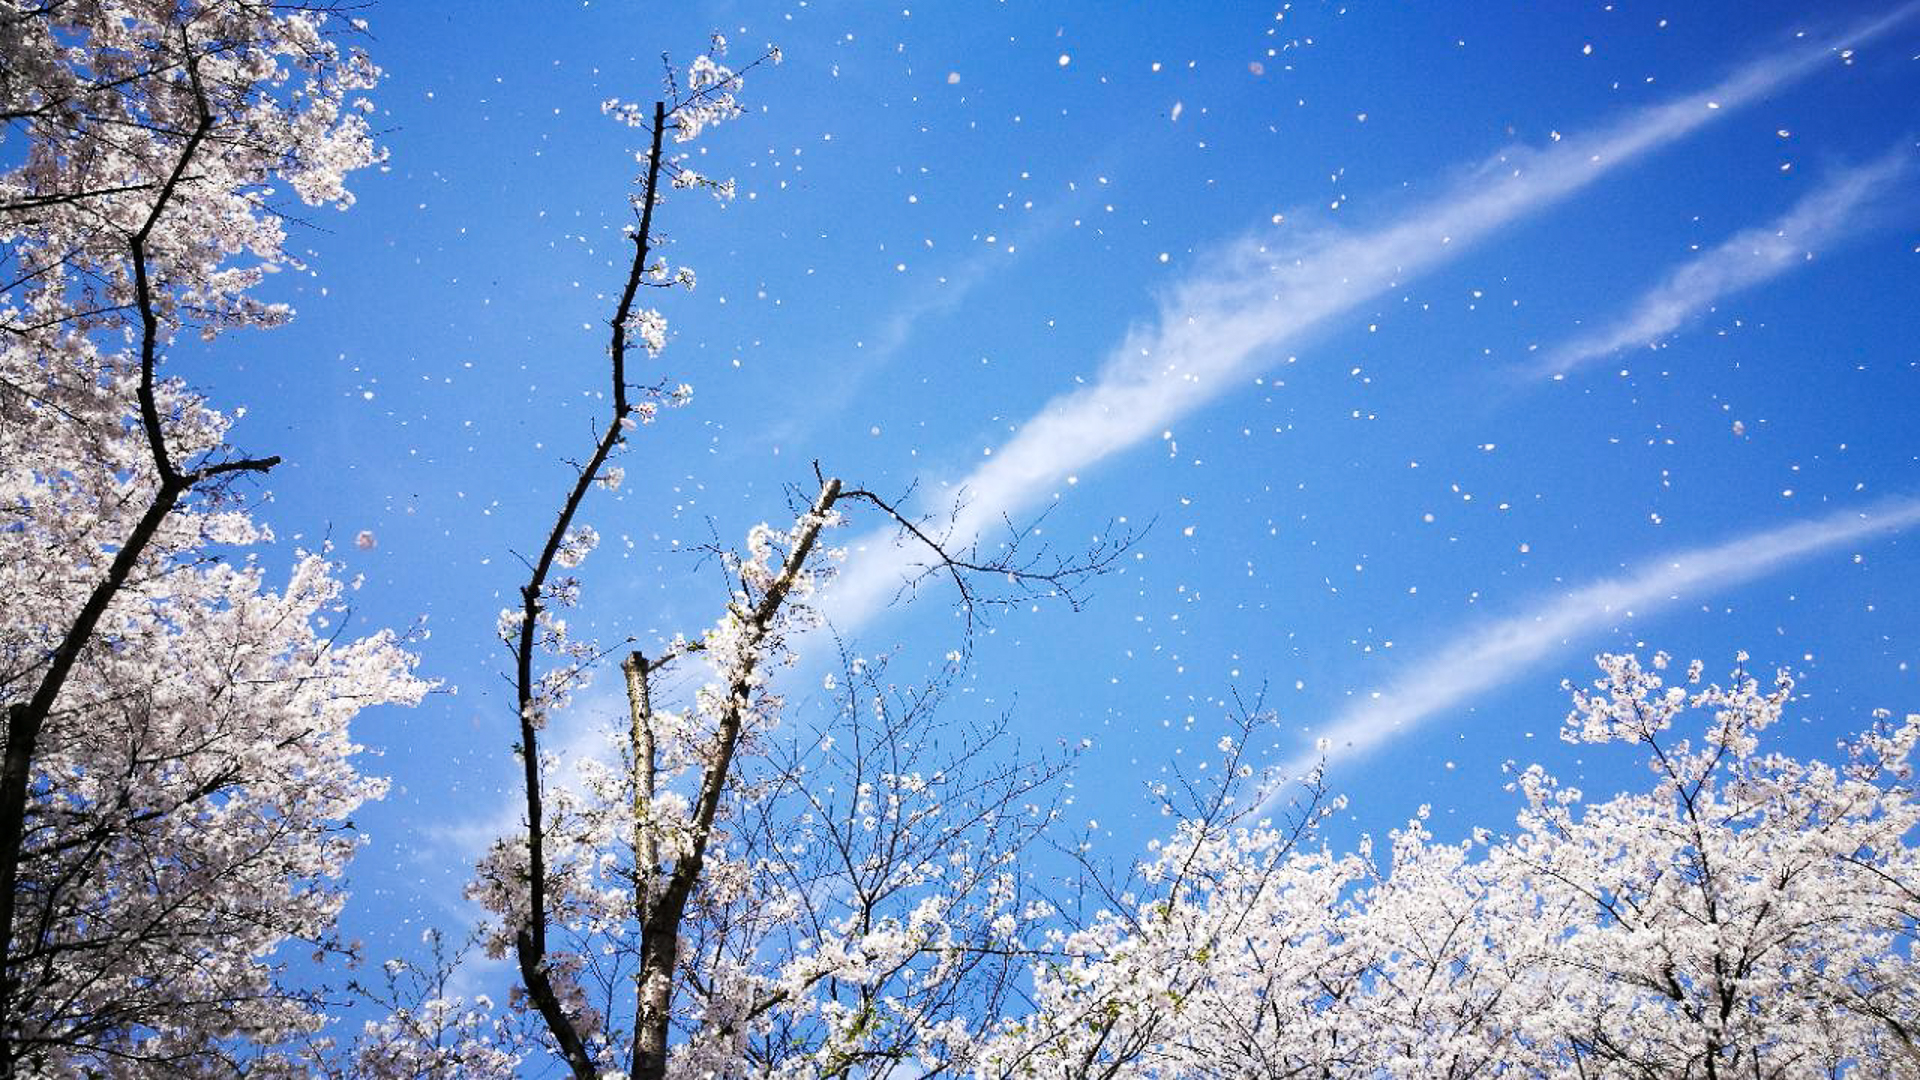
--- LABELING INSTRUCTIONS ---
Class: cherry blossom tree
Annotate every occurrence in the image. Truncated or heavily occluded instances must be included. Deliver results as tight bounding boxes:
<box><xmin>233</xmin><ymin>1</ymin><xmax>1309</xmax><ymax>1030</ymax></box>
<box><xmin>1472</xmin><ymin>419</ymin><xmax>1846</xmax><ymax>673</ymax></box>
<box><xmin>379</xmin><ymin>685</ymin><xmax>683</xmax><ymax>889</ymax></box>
<box><xmin>962</xmin><ymin>656</ymin><xmax>1920</xmax><ymax>1080</ymax></box>
<box><xmin>1483</xmin><ymin>653</ymin><xmax>1920</xmax><ymax>1077</ymax></box>
<box><xmin>1</xmin><ymin>3</ymin><xmax>423</xmax><ymax>1074</ymax></box>
<box><xmin>467</xmin><ymin>39</ymin><xmax>1135</xmax><ymax>1080</ymax></box>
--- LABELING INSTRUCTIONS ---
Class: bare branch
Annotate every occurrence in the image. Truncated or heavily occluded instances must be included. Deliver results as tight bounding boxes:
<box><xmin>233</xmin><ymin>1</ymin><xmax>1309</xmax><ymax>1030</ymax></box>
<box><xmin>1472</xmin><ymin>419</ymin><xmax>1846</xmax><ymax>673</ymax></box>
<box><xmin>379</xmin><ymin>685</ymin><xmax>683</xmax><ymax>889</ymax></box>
<box><xmin>837</xmin><ymin>478</ymin><xmax>1140</xmax><ymax>631</ymax></box>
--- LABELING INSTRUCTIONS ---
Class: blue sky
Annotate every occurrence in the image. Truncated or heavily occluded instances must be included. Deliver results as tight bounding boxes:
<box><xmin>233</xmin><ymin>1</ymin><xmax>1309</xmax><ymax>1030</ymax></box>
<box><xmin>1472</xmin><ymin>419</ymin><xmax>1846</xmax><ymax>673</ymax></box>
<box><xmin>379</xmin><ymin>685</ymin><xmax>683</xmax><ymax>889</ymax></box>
<box><xmin>194</xmin><ymin>1</ymin><xmax>1920</xmax><ymax>955</ymax></box>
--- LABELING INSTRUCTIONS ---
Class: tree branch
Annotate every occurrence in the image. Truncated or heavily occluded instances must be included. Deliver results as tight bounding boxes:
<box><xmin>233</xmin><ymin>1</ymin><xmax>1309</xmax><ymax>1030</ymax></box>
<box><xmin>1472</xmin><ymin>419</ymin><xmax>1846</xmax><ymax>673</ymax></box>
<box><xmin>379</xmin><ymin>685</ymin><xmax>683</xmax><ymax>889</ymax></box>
<box><xmin>512</xmin><ymin>100</ymin><xmax>666</xmax><ymax>1080</ymax></box>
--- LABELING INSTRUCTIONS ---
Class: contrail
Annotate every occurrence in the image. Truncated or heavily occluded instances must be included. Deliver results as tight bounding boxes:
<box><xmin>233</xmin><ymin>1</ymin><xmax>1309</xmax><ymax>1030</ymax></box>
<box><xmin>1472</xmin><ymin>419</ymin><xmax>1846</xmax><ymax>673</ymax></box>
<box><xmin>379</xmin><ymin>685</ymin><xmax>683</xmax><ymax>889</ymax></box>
<box><xmin>822</xmin><ymin>4</ymin><xmax>1920</xmax><ymax>632</ymax></box>
<box><xmin>1543</xmin><ymin>146</ymin><xmax>1914</xmax><ymax>375</ymax></box>
<box><xmin>1275</xmin><ymin>498</ymin><xmax>1920</xmax><ymax>784</ymax></box>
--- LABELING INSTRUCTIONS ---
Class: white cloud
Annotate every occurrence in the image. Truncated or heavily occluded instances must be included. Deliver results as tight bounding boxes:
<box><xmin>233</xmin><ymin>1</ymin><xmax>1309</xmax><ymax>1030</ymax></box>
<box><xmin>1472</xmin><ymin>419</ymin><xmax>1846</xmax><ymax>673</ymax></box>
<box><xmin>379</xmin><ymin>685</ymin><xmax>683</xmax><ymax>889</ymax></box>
<box><xmin>1278</xmin><ymin>498</ymin><xmax>1920</xmax><ymax>782</ymax></box>
<box><xmin>1543</xmin><ymin>147</ymin><xmax>1913</xmax><ymax>375</ymax></box>
<box><xmin>822</xmin><ymin>5</ymin><xmax>1920</xmax><ymax>632</ymax></box>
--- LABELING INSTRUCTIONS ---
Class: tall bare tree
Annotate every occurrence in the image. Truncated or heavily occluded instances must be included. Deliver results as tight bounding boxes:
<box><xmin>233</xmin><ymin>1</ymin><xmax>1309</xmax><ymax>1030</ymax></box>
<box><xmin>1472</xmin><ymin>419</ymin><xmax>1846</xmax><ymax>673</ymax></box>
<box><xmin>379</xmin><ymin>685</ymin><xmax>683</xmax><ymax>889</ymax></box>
<box><xmin>477</xmin><ymin>40</ymin><xmax>1128</xmax><ymax>1080</ymax></box>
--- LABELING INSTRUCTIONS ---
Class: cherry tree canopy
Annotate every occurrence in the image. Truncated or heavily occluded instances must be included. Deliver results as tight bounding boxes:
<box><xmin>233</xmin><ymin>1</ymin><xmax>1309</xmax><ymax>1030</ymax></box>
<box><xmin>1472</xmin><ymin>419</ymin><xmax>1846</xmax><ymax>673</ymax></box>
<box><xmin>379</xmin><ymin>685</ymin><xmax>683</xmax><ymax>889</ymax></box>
<box><xmin>1</xmin><ymin>3</ymin><xmax>423</xmax><ymax>1073</ymax></box>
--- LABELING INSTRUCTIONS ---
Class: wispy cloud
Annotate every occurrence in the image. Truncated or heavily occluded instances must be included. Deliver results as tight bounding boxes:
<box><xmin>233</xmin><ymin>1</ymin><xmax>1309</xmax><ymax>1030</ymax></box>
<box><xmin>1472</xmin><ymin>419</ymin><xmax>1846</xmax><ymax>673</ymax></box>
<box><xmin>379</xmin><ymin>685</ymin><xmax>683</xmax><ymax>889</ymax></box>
<box><xmin>423</xmin><ymin>683</ymin><xmax>629</xmax><ymax>858</ymax></box>
<box><xmin>749</xmin><ymin>155</ymin><xmax>1123</xmax><ymax>454</ymax></box>
<box><xmin>1543</xmin><ymin>147</ymin><xmax>1914</xmax><ymax>375</ymax></box>
<box><xmin>822</xmin><ymin>5</ymin><xmax>1920</xmax><ymax>632</ymax></box>
<box><xmin>1277</xmin><ymin>498</ymin><xmax>1920</xmax><ymax>781</ymax></box>
<box><xmin>749</xmin><ymin>241</ymin><xmax>1008</xmax><ymax>451</ymax></box>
